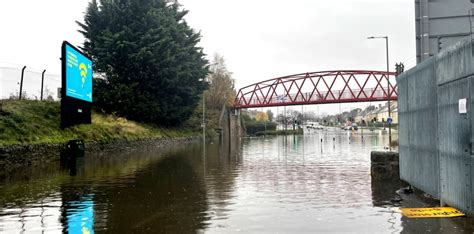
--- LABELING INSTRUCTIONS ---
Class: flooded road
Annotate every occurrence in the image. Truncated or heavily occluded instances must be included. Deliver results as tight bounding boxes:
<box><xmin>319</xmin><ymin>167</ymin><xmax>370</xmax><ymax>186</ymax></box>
<box><xmin>1</xmin><ymin>128</ymin><xmax>474</xmax><ymax>233</ymax></box>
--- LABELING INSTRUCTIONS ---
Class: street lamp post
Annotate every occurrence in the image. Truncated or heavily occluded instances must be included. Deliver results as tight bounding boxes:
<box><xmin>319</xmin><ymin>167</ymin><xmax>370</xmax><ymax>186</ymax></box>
<box><xmin>368</xmin><ymin>36</ymin><xmax>392</xmax><ymax>149</ymax></box>
<box><xmin>199</xmin><ymin>78</ymin><xmax>208</xmax><ymax>143</ymax></box>
<box><xmin>203</xmin><ymin>91</ymin><xmax>206</xmax><ymax>143</ymax></box>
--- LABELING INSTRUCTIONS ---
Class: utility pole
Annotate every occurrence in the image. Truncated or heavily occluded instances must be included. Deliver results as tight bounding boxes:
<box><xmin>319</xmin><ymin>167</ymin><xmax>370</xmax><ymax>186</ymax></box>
<box><xmin>202</xmin><ymin>92</ymin><xmax>205</xmax><ymax>143</ymax></box>
<box><xmin>385</xmin><ymin>37</ymin><xmax>392</xmax><ymax>149</ymax></box>
<box><xmin>199</xmin><ymin>77</ymin><xmax>208</xmax><ymax>143</ymax></box>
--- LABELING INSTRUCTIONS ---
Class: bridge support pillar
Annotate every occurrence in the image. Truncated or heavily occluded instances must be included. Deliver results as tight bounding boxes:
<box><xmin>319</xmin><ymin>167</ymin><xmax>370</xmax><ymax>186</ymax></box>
<box><xmin>219</xmin><ymin>106</ymin><xmax>245</xmax><ymax>146</ymax></box>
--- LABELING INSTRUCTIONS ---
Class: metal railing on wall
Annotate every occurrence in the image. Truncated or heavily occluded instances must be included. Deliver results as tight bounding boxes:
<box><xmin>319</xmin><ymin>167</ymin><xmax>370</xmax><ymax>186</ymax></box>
<box><xmin>0</xmin><ymin>63</ymin><xmax>60</xmax><ymax>101</ymax></box>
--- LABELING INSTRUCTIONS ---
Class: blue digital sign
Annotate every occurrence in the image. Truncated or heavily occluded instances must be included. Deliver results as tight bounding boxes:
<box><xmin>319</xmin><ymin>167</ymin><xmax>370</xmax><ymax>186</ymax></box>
<box><xmin>65</xmin><ymin>44</ymin><xmax>93</xmax><ymax>102</ymax></box>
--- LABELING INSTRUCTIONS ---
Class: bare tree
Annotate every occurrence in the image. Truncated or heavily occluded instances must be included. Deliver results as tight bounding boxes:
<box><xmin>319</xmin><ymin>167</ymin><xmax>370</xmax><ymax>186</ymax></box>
<box><xmin>204</xmin><ymin>54</ymin><xmax>236</xmax><ymax>110</ymax></box>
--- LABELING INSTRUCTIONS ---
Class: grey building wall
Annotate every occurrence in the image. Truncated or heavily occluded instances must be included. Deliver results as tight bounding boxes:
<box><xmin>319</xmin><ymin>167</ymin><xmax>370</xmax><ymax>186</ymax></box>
<box><xmin>415</xmin><ymin>0</ymin><xmax>474</xmax><ymax>63</ymax></box>
<box><xmin>397</xmin><ymin>39</ymin><xmax>474</xmax><ymax>214</ymax></box>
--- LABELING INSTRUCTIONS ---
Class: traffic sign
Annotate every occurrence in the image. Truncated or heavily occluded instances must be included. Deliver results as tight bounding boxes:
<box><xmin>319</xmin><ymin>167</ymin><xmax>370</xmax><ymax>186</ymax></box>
<box><xmin>387</xmin><ymin>117</ymin><xmax>393</xmax><ymax>125</ymax></box>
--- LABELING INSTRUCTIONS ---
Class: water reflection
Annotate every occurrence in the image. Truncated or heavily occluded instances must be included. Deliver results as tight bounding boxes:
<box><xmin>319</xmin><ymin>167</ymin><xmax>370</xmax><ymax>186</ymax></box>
<box><xmin>62</xmin><ymin>194</ymin><xmax>94</xmax><ymax>234</ymax></box>
<box><xmin>60</xmin><ymin>156</ymin><xmax>85</xmax><ymax>177</ymax></box>
<box><xmin>221</xmin><ymin>131</ymin><xmax>398</xmax><ymax>233</ymax></box>
<box><xmin>99</xmin><ymin>151</ymin><xmax>209</xmax><ymax>232</ymax></box>
<box><xmin>2</xmin><ymin>128</ymin><xmax>474</xmax><ymax>232</ymax></box>
<box><xmin>0</xmin><ymin>146</ymin><xmax>213</xmax><ymax>232</ymax></box>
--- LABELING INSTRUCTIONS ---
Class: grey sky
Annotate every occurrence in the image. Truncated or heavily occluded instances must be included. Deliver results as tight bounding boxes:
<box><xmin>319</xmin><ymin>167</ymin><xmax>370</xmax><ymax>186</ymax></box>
<box><xmin>180</xmin><ymin>0</ymin><xmax>416</xmax><ymax>89</ymax></box>
<box><xmin>0</xmin><ymin>0</ymin><xmax>415</xmax><ymax>114</ymax></box>
<box><xmin>0</xmin><ymin>0</ymin><xmax>87</xmax><ymax>71</ymax></box>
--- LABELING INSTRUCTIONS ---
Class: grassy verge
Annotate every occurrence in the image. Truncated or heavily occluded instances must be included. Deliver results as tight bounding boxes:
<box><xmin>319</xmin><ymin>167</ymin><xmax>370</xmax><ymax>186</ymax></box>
<box><xmin>0</xmin><ymin>100</ymin><xmax>198</xmax><ymax>146</ymax></box>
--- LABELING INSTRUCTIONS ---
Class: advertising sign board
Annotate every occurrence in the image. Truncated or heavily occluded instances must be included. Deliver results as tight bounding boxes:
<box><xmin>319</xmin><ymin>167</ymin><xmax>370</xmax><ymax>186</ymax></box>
<box><xmin>64</xmin><ymin>43</ymin><xmax>93</xmax><ymax>102</ymax></box>
<box><xmin>61</xmin><ymin>41</ymin><xmax>93</xmax><ymax>129</ymax></box>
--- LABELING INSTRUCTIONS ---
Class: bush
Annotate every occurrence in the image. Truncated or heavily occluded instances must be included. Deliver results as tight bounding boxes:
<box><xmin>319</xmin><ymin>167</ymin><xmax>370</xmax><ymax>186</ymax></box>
<box><xmin>245</xmin><ymin>122</ymin><xmax>277</xmax><ymax>136</ymax></box>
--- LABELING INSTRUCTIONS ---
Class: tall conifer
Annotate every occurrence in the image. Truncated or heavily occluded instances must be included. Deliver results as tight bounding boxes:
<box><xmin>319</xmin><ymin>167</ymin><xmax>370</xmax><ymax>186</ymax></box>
<box><xmin>78</xmin><ymin>0</ymin><xmax>208</xmax><ymax>126</ymax></box>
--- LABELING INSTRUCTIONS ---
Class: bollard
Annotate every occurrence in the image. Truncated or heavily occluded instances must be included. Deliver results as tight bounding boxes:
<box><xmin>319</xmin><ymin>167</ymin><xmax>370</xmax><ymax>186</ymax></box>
<box><xmin>65</xmin><ymin>140</ymin><xmax>85</xmax><ymax>158</ymax></box>
<box><xmin>60</xmin><ymin>140</ymin><xmax>85</xmax><ymax>176</ymax></box>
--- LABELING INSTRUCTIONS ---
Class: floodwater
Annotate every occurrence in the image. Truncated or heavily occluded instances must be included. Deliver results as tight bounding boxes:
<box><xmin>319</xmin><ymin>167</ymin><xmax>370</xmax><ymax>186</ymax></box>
<box><xmin>1</xmin><ymin>128</ymin><xmax>474</xmax><ymax>233</ymax></box>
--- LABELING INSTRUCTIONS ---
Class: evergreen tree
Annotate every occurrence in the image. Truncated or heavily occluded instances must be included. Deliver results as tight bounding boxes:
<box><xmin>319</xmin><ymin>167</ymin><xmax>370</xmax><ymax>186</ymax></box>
<box><xmin>77</xmin><ymin>0</ymin><xmax>208</xmax><ymax>126</ymax></box>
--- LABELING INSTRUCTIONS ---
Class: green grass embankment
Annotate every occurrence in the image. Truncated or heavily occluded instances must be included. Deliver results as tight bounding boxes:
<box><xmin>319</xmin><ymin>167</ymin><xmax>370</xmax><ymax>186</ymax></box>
<box><xmin>0</xmin><ymin>100</ymin><xmax>198</xmax><ymax>146</ymax></box>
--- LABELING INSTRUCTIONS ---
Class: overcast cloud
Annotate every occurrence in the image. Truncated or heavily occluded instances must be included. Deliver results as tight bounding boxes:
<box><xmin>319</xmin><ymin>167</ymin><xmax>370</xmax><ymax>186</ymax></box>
<box><xmin>179</xmin><ymin>0</ymin><xmax>416</xmax><ymax>89</ymax></box>
<box><xmin>0</xmin><ymin>0</ymin><xmax>415</xmax><ymax>114</ymax></box>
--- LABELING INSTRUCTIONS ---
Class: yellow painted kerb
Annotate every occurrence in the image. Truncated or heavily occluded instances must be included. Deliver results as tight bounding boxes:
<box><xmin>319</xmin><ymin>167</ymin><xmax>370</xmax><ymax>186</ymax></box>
<box><xmin>400</xmin><ymin>207</ymin><xmax>465</xmax><ymax>218</ymax></box>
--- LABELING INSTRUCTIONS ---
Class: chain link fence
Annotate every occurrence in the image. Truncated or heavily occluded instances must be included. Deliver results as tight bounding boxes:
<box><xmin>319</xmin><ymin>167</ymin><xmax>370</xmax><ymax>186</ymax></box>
<box><xmin>0</xmin><ymin>63</ymin><xmax>61</xmax><ymax>101</ymax></box>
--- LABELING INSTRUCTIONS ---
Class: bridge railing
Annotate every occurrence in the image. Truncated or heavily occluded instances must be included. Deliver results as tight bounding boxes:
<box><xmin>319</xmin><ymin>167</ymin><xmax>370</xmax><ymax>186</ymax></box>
<box><xmin>237</xmin><ymin>88</ymin><xmax>397</xmax><ymax>107</ymax></box>
<box><xmin>234</xmin><ymin>70</ymin><xmax>398</xmax><ymax>108</ymax></box>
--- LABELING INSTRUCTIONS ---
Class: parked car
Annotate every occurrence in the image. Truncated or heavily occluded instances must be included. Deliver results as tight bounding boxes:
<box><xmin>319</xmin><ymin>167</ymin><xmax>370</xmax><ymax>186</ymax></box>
<box><xmin>306</xmin><ymin>122</ymin><xmax>325</xmax><ymax>130</ymax></box>
<box><xmin>351</xmin><ymin>123</ymin><xmax>358</xmax><ymax>130</ymax></box>
<box><xmin>343</xmin><ymin>123</ymin><xmax>358</xmax><ymax>131</ymax></box>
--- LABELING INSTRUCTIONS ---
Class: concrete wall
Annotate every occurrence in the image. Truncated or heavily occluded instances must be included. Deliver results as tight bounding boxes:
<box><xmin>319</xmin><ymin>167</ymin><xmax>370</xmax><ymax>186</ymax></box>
<box><xmin>397</xmin><ymin>39</ymin><xmax>474</xmax><ymax>214</ymax></box>
<box><xmin>371</xmin><ymin>151</ymin><xmax>400</xmax><ymax>181</ymax></box>
<box><xmin>219</xmin><ymin>106</ymin><xmax>245</xmax><ymax>146</ymax></box>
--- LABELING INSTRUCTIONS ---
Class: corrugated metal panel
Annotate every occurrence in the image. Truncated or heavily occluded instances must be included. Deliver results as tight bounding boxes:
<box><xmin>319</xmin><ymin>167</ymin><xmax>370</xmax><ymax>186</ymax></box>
<box><xmin>398</xmin><ymin>66</ymin><xmax>410</xmax><ymax>184</ymax></box>
<box><xmin>397</xmin><ymin>61</ymin><xmax>439</xmax><ymax>198</ymax></box>
<box><xmin>436</xmin><ymin>40</ymin><xmax>474</xmax><ymax>85</ymax></box>
<box><xmin>470</xmin><ymin>77</ymin><xmax>474</xmax><ymax>215</ymax></box>
<box><xmin>398</xmin><ymin>38</ymin><xmax>474</xmax><ymax>214</ymax></box>
<box><xmin>438</xmin><ymin>78</ymin><xmax>471</xmax><ymax>213</ymax></box>
<box><xmin>411</xmin><ymin>64</ymin><xmax>439</xmax><ymax>198</ymax></box>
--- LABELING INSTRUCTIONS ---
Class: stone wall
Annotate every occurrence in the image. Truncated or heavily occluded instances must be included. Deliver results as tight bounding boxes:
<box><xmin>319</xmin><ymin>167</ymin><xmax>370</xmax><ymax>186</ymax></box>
<box><xmin>0</xmin><ymin>136</ymin><xmax>201</xmax><ymax>171</ymax></box>
<box><xmin>371</xmin><ymin>151</ymin><xmax>399</xmax><ymax>181</ymax></box>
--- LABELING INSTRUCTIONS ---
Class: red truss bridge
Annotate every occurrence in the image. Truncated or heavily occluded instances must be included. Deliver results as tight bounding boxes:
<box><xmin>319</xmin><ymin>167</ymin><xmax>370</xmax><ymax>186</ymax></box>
<box><xmin>234</xmin><ymin>70</ymin><xmax>397</xmax><ymax>109</ymax></box>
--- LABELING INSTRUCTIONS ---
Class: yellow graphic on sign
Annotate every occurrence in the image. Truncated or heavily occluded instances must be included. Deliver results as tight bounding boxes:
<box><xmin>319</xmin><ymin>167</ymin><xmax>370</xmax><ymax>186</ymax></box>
<box><xmin>400</xmin><ymin>207</ymin><xmax>465</xmax><ymax>218</ymax></box>
<box><xmin>79</xmin><ymin>63</ymin><xmax>87</xmax><ymax>88</ymax></box>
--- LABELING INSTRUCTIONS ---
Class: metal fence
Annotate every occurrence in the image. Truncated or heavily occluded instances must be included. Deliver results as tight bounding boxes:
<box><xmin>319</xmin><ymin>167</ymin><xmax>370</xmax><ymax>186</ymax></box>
<box><xmin>0</xmin><ymin>63</ymin><xmax>60</xmax><ymax>101</ymax></box>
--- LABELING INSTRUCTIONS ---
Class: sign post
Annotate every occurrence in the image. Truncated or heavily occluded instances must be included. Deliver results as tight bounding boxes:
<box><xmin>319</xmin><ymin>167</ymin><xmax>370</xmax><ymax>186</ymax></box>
<box><xmin>60</xmin><ymin>41</ymin><xmax>93</xmax><ymax>129</ymax></box>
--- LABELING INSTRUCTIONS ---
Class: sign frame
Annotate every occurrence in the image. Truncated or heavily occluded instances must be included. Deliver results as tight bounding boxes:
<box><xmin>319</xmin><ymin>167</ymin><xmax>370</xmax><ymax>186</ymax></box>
<box><xmin>60</xmin><ymin>41</ymin><xmax>93</xmax><ymax>129</ymax></box>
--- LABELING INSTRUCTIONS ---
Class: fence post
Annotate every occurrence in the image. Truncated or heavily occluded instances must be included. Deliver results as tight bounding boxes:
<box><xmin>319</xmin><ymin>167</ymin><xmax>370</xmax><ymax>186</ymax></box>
<box><xmin>40</xmin><ymin>70</ymin><xmax>46</xmax><ymax>100</ymax></box>
<box><xmin>19</xmin><ymin>66</ymin><xmax>26</xmax><ymax>100</ymax></box>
